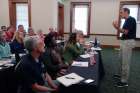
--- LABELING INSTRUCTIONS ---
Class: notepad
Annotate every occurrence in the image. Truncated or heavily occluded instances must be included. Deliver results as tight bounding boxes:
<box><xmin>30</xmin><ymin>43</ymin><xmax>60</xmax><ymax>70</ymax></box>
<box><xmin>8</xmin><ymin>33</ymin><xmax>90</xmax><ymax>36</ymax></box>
<box><xmin>91</xmin><ymin>47</ymin><xmax>102</xmax><ymax>51</ymax></box>
<box><xmin>72</xmin><ymin>61</ymin><xmax>88</xmax><ymax>67</ymax></box>
<box><xmin>57</xmin><ymin>73</ymin><xmax>84</xmax><ymax>87</ymax></box>
<box><xmin>84</xmin><ymin>79</ymin><xmax>95</xmax><ymax>84</ymax></box>
<box><xmin>80</xmin><ymin>54</ymin><xmax>91</xmax><ymax>58</ymax></box>
<box><xmin>0</xmin><ymin>59</ymin><xmax>12</xmax><ymax>66</ymax></box>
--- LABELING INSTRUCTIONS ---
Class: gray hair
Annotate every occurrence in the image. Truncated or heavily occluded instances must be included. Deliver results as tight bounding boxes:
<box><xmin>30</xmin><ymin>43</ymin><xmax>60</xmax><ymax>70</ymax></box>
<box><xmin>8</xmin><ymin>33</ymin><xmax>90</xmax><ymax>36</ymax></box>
<box><xmin>76</xmin><ymin>30</ymin><xmax>83</xmax><ymax>35</ymax></box>
<box><xmin>24</xmin><ymin>35</ymin><xmax>40</xmax><ymax>52</ymax></box>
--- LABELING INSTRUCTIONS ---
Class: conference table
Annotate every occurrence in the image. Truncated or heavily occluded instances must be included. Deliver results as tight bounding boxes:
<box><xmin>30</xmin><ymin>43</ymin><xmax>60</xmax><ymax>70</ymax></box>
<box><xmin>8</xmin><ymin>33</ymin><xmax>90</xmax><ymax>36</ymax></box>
<box><xmin>0</xmin><ymin>58</ymin><xmax>17</xmax><ymax>93</ymax></box>
<box><xmin>59</xmin><ymin>51</ymin><xmax>105</xmax><ymax>93</ymax></box>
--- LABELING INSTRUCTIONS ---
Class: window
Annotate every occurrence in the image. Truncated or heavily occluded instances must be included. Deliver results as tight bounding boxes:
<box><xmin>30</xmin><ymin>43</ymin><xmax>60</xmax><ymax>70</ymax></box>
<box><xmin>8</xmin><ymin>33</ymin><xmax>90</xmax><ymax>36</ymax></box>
<box><xmin>71</xmin><ymin>2</ymin><xmax>91</xmax><ymax>36</ymax></box>
<box><xmin>118</xmin><ymin>1</ymin><xmax>140</xmax><ymax>38</ymax></box>
<box><xmin>16</xmin><ymin>4</ymin><xmax>29</xmax><ymax>31</ymax></box>
<box><xmin>9</xmin><ymin>0</ymin><xmax>31</xmax><ymax>32</ymax></box>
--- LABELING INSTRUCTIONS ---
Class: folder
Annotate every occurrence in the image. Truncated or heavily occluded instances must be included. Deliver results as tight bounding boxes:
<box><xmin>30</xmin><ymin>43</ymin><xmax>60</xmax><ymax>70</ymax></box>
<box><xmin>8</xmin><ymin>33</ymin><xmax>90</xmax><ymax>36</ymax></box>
<box><xmin>57</xmin><ymin>73</ymin><xmax>84</xmax><ymax>87</ymax></box>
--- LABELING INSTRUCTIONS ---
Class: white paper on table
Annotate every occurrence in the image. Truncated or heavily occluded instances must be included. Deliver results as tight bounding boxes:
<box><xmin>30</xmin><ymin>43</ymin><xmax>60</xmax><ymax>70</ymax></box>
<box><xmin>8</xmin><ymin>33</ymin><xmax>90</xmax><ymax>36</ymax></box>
<box><xmin>56</xmin><ymin>40</ymin><xmax>65</xmax><ymax>44</ymax></box>
<box><xmin>80</xmin><ymin>54</ymin><xmax>91</xmax><ymax>58</ymax></box>
<box><xmin>84</xmin><ymin>79</ymin><xmax>95</xmax><ymax>84</ymax></box>
<box><xmin>91</xmin><ymin>47</ymin><xmax>102</xmax><ymax>51</ymax></box>
<box><xmin>19</xmin><ymin>53</ymin><xmax>26</xmax><ymax>57</ymax></box>
<box><xmin>10</xmin><ymin>54</ymin><xmax>15</xmax><ymax>59</ymax></box>
<box><xmin>72</xmin><ymin>61</ymin><xmax>89</xmax><ymax>67</ymax></box>
<box><xmin>89</xmin><ymin>51</ymin><xmax>98</xmax><ymax>55</ymax></box>
<box><xmin>56</xmin><ymin>40</ymin><xmax>61</xmax><ymax>43</ymax></box>
<box><xmin>4</xmin><ymin>63</ymin><xmax>14</xmax><ymax>67</ymax></box>
<box><xmin>57</xmin><ymin>73</ymin><xmax>84</xmax><ymax>87</ymax></box>
<box><xmin>0</xmin><ymin>59</ymin><xmax>12</xmax><ymax>66</ymax></box>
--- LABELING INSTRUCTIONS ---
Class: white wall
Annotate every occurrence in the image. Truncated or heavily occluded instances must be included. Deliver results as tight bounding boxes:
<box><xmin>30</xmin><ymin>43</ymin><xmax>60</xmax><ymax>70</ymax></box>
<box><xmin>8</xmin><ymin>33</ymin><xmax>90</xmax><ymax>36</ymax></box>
<box><xmin>91</xmin><ymin>0</ymin><xmax>119</xmax><ymax>35</ymax></box>
<box><xmin>64</xmin><ymin>0</ymin><xmax>140</xmax><ymax>47</ymax></box>
<box><xmin>0</xmin><ymin>0</ymin><xmax>10</xmax><ymax>27</ymax></box>
<box><xmin>31</xmin><ymin>0</ymin><xmax>58</xmax><ymax>33</ymax></box>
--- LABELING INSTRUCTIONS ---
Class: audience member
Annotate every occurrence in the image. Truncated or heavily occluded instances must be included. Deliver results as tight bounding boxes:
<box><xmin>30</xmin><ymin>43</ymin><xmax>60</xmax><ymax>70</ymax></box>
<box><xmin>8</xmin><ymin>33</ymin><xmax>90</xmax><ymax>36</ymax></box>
<box><xmin>63</xmin><ymin>33</ymin><xmax>84</xmax><ymax>65</ymax></box>
<box><xmin>12</xmin><ymin>25</ymin><xmax>25</xmax><ymax>41</ymax></box>
<box><xmin>28</xmin><ymin>27</ymin><xmax>36</xmax><ymax>36</ymax></box>
<box><xmin>0</xmin><ymin>31</ymin><xmax>11</xmax><ymax>59</ymax></box>
<box><xmin>1</xmin><ymin>26</ymin><xmax>7</xmax><ymax>32</ymax></box>
<box><xmin>42</xmin><ymin>32</ymin><xmax>68</xmax><ymax>79</ymax></box>
<box><xmin>15</xmin><ymin>36</ymin><xmax>58</xmax><ymax>93</ymax></box>
<box><xmin>5</xmin><ymin>26</ymin><xmax>15</xmax><ymax>42</ymax></box>
<box><xmin>37</xmin><ymin>29</ymin><xmax>45</xmax><ymax>41</ymax></box>
<box><xmin>10</xmin><ymin>31</ymin><xmax>25</xmax><ymax>54</ymax></box>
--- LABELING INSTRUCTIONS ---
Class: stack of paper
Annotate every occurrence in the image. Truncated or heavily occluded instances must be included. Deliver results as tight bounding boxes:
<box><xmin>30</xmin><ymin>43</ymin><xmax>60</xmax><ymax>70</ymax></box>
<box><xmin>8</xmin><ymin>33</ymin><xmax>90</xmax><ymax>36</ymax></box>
<box><xmin>91</xmin><ymin>47</ymin><xmax>102</xmax><ymax>51</ymax></box>
<box><xmin>80</xmin><ymin>54</ymin><xmax>91</xmax><ymax>58</ymax></box>
<box><xmin>89</xmin><ymin>51</ymin><xmax>98</xmax><ymax>55</ymax></box>
<box><xmin>56</xmin><ymin>40</ymin><xmax>61</xmax><ymax>43</ymax></box>
<box><xmin>72</xmin><ymin>61</ymin><xmax>89</xmax><ymax>67</ymax></box>
<box><xmin>0</xmin><ymin>59</ymin><xmax>12</xmax><ymax>66</ymax></box>
<box><xmin>57</xmin><ymin>73</ymin><xmax>84</xmax><ymax>87</ymax></box>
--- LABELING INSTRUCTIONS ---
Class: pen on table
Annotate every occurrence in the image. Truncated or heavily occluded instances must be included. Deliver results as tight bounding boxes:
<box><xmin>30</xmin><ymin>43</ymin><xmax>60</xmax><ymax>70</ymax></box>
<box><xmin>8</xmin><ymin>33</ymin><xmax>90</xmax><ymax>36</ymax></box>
<box><xmin>65</xmin><ymin>77</ymin><xmax>75</xmax><ymax>79</ymax></box>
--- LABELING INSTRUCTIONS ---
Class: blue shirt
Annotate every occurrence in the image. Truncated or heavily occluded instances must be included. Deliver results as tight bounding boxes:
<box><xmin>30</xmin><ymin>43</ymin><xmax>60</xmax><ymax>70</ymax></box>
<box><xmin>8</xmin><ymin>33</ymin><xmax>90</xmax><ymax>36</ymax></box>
<box><xmin>15</xmin><ymin>54</ymin><xmax>46</xmax><ymax>93</ymax></box>
<box><xmin>121</xmin><ymin>16</ymin><xmax>136</xmax><ymax>40</ymax></box>
<box><xmin>0</xmin><ymin>42</ymin><xmax>11</xmax><ymax>59</ymax></box>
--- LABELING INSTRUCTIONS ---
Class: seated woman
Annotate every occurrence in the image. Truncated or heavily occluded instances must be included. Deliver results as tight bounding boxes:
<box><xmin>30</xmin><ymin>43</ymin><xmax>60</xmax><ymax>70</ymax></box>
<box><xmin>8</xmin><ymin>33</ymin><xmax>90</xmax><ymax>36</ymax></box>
<box><xmin>42</xmin><ymin>32</ymin><xmax>68</xmax><ymax>79</ymax></box>
<box><xmin>63</xmin><ymin>33</ymin><xmax>84</xmax><ymax>65</ymax></box>
<box><xmin>0</xmin><ymin>31</ymin><xmax>11</xmax><ymax>59</ymax></box>
<box><xmin>10</xmin><ymin>31</ymin><xmax>25</xmax><ymax>62</ymax></box>
<box><xmin>5</xmin><ymin>25</ymin><xmax>15</xmax><ymax>42</ymax></box>
<box><xmin>10</xmin><ymin>31</ymin><xmax>25</xmax><ymax>53</ymax></box>
<box><xmin>37</xmin><ymin>29</ymin><xmax>45</xmax><ymax>41</ymax></box>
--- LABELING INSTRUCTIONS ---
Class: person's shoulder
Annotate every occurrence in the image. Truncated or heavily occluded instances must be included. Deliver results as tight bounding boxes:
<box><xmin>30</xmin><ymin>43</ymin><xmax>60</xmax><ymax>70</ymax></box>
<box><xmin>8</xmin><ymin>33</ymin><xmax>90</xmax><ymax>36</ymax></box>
<box><xmin>129</xmin><ymin>16</ymin><xmax>136</xmax><ymax>21</ymax></box>
<box><xmin>5</xmin><ymin>42</ymin><xmax>10</xmax><ymax>46</ymax></box>
<box><xmin>20</xmin><ymin>54</ymin><xmax>32</xmax><ymax>65</ymax></box>
<box><xmin>15</xmin><ymin>54</ymin><xmax>34</xmax><ymax>73</ymax></box>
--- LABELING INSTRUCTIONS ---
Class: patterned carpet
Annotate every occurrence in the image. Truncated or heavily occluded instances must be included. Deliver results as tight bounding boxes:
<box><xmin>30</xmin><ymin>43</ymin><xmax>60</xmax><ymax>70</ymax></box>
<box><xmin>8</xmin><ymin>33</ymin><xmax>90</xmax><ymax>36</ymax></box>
<box><xmin>99</xmin><ymin>48</ymin><xmax>140</xmax><ymax>93</ymax></box>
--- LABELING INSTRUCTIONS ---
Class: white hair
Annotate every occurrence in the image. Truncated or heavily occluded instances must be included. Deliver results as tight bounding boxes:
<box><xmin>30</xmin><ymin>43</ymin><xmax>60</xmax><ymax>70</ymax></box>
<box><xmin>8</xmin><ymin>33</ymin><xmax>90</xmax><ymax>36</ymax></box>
<box><xmin>24</xmin><ymin>35</ymin><xmax>40</xmax><ymax>52</ymax></box>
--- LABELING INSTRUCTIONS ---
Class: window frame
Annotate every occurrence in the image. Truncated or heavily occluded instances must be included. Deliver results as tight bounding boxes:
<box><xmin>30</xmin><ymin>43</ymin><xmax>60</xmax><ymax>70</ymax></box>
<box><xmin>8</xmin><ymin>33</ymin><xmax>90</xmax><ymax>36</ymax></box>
<box><xmin>117</xmin><ymin>1</ymin><xmax>140</xmax><ymax>39</ymax></box>
<box><xmin>9</xmin><ymin>0</ymin><xmax>31</xmax><ymax>29</ymax></box>
<box><xmin>70</xmin><ymin>2</ymin><xmax>91</xmax><ymax>37</ymax></box>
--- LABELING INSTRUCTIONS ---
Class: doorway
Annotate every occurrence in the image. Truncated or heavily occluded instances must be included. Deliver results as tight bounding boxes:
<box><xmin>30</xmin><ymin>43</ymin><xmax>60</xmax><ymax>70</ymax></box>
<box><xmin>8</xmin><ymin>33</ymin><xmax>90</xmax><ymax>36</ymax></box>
<box><xmin>58</xmin><ymin>2</ymin><xmax>64</xmax><ymax>37</ymax></box>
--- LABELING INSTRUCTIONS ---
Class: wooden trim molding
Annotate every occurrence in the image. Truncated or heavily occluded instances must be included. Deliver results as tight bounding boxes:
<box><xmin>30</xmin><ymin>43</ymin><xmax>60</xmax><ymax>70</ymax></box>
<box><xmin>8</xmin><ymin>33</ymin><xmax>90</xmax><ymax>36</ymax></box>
<box><xmin>28</xmin><ymin>0</ymin><xmax>31</xmax><ymax>27</ymax></box>
<box><xmin>120</xmin><ymin>1</ymin><xmax>140</xmax><ymax>5</ymax></box>
<box><xmin>64</xmin><ymin>32</ymin><xmax>69</xmax><ymax>34</ymax></box>
<box><xmin>64</xmin><ymin>32</ymin><xmax>117</xmax><ymax>37</ymax></box>
<box><xmin>70</xmin><ymin>2</ymin><xmax>91</xmax><ymax>36</ymax></box>
<box><xmin>90</xmin><ymin>34</ymin><xmax>117</xmax><ymax>36</ymax></box>
<box><xmin>101</xmin><ymin>45</ymin><xmax>140</xmax><ymax>50</ymax></box>
<box><xmin>10</xmin><ymin>0</ymin><xmax>28</xmax><ymax>3</ymax></box>
<box><xmin>138</xmin><ymin>5</ymin><xmax>140</xmax><ymax>21</ymax></box>
<box><xmin>101</xmin><ymin>45</ymin><xmax>120</xmax><ymax>48</ymax></box>
<box><xmin>9</xmin><ymin>0</ymin><xmax>31</xmax><ymax>28</ymax></box>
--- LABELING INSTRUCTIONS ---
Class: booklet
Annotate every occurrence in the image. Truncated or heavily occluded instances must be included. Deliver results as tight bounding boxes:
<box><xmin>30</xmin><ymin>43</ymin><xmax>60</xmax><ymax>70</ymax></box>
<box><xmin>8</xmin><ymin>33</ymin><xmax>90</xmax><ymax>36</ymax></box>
<box><xmin>57</xmin><ymin>73</ymin><xmax>84</xmax><ymax>87</ymax></box>
<box><xmin>72</xmin><ymin>61</ymin><xmax>89</xmax><ymax>67</ymax></box>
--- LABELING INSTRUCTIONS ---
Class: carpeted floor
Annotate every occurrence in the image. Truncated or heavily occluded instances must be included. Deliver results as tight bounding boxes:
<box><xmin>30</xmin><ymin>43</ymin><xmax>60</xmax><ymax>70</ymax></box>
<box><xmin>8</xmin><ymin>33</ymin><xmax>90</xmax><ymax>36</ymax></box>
<box><xmin>100</xmin><ymin>48</ymin><xmax>140</xmax><ymax>93</ymax></box>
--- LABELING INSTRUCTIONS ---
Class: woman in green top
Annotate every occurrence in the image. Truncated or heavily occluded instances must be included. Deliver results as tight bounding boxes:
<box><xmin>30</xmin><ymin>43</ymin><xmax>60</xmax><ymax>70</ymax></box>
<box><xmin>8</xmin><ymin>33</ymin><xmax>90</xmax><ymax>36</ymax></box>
<box><xmin>63</xmin><ymin>33</ymin><xmax>84</xmax><ymax>65</ymax></box>
<box><xmin>0</xmin><ymin>31</ymin><xmax>11</xmax><ymax>59</ymax></box>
